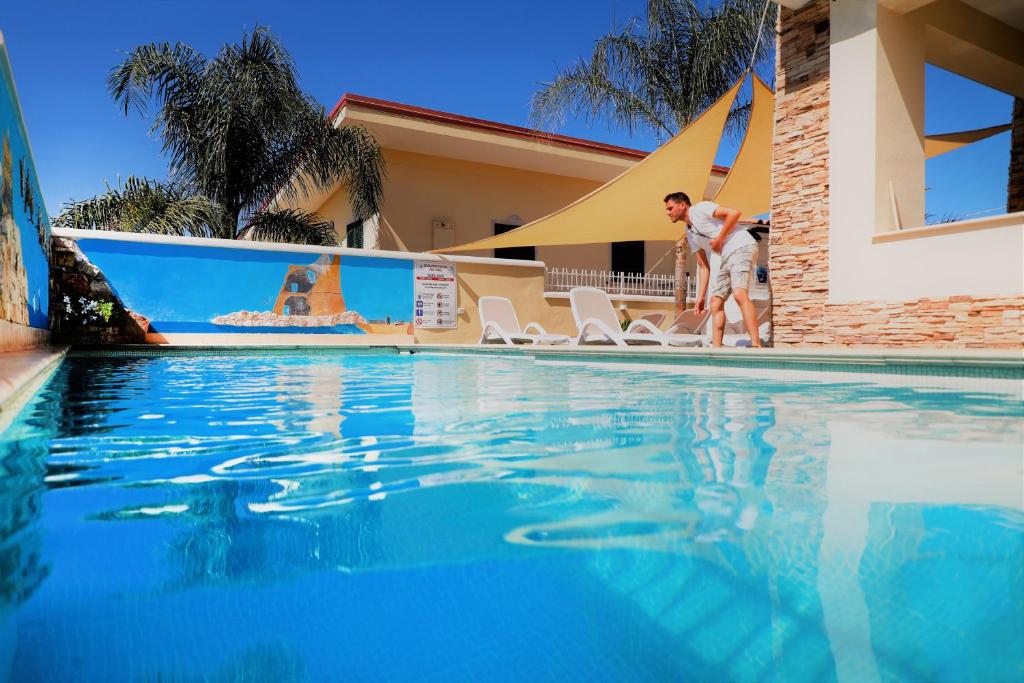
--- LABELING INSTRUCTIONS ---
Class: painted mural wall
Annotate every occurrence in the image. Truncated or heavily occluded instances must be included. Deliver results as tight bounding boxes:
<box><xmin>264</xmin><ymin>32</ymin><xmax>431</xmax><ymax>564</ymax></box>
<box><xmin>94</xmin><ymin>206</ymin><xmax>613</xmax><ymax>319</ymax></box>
<box><xmin>0</xmin><ymin>34</ymin><xmax>49</xmax><ymax>330</ymax></box>
<box><xmin>72</xmin><ymin>237</ymin><xmax>415</xmax><ymax>336</ymax></box>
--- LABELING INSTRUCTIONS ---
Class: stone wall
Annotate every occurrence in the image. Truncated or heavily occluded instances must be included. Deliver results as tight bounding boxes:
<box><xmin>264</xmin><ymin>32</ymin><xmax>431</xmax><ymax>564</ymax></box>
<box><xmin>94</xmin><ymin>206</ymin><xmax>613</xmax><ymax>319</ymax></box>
<box><xmin>823</xmin><ymin>297</ymin><xmax>1021</xmax><ymax>349</ymax></box>
<box><xmin>49</xmin><ymin>236</ymin><xmax>147</xmax><ymax>344</ymax></box>
<box><xmin>1</xmin><ymin>38</ymin><xmax>51</xmax><ymax>350</ymax></box>
<box><xmin>770</xmin><ymin>0</ymin><xmax>1023</xmax><ymax>349</ymax></box>
<box><xmin>770</xmin><ymin>0</ymin><xmax>831</xmax><ymax>346</ymax></box>
<box><xmin>1010</xmin><ymin>97</ymin><xmax>1024</xmax><ymax>213</ymax></box>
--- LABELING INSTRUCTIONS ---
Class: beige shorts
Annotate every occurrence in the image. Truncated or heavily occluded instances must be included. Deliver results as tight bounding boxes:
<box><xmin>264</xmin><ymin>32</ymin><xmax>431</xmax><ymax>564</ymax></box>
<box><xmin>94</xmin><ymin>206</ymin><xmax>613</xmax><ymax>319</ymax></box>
<box><xmin>711</xmin><ymin>244</ymin><xmax>756</xmax><ymax>300</ymax></box>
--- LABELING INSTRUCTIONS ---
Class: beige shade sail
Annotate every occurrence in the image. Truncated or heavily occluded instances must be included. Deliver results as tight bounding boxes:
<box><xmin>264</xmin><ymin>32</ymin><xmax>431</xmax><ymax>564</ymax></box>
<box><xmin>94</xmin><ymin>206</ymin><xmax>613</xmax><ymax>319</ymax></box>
<box><xmin>712</xmin><ymin>76</ymin><xmax>774</xmax><ymax>218</ymax></box>
<box><xmin>925</xmin><ymin>123</ymin><xmax>1011</xmax><ymax>158</ymax></box>
<box><xmin>436</xmin><ymin>78</ymin><xmax>744</xmax><ymax>253</ymax></box>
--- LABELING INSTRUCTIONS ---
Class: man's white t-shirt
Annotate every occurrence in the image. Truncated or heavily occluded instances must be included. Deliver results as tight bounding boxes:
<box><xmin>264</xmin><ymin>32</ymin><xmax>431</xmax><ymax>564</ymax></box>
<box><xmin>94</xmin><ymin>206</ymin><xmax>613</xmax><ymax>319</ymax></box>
<box><xmin>684</xmin><ymin>201</ymin><xmax>754</xmax><ymax>260</ymax></box>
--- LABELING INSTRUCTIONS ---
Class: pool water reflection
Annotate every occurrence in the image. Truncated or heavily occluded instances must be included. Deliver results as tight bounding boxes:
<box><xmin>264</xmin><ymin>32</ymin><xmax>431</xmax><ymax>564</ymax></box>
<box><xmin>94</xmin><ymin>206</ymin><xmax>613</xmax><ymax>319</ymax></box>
<box><xmin>1</xmin><ymin>352</ymin><xmax>1021</xmax><ymax>682</ymax></box>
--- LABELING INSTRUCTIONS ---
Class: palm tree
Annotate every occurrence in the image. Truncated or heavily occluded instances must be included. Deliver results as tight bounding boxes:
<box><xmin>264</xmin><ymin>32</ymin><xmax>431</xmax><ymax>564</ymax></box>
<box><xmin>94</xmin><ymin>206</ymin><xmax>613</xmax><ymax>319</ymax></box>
<box><xmin>58</xmin><ymin>27</ymin><xmax>384</xmax><ymax>245</ymax></box>
<box><xmin>54</xmin><ymin>176</ymin><xmax>227</xmax><ymax>237</ymax></box>
<box><xmin>530</xmin><ymin>0</ymin><xmax>776</xmax><ymax>140</ymax></box>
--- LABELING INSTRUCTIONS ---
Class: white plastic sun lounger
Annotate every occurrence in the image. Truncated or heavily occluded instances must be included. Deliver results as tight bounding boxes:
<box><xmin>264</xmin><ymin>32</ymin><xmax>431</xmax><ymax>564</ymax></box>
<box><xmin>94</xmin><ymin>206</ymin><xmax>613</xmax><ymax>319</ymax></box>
<box><xmin>477</xmin><ymin>296</ymin><xmax>571</xmax><ymax>345</ymax></box>
<box><xmin>721</xmin><ymin>306</ymin><xmax>772</xmax><ymax>347</ymax></box>
<box><xmin>665</xmin><ymin>309</ymin><xmax>710</xmax><ymax>336</ymax></box>
<box><xmin>718</xmin><ymin>299</ymin><xmax>772</xmax><ymax>347</ymax></box>
<box><xmin>637</xmin><ymin>312</ymin><xmax>666</xmax><ymax>330</ymax></box>
<box><xmin>568</xmin><ymin>287</ymin><xmax>701</xmax><ymax>347</ymax></box>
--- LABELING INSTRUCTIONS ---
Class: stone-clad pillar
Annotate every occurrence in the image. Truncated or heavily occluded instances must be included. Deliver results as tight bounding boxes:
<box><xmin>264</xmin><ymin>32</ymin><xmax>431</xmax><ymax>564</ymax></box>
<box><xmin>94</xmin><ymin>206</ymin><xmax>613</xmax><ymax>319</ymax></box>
<box><xmin>1009</xmin><ymin>97</ymin><xmax>1024</xmax><ymax>213</ymax></box>
<box><xmin>770</xmin><ymin>0</ymin><xmax>832</xmax><ymax>345</ymax></box>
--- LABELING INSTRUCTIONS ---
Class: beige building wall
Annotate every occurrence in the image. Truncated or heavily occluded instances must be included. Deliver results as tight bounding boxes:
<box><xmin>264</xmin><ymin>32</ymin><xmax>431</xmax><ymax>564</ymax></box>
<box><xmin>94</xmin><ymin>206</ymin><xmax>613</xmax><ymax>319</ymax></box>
<box><xmin>414</xmin><ymin>260</ymin><xmax>675</xmax><ymax>345</ymax></box>
<box><xmin>313</xmin><ymin>149</ymin><xmax>730</xmax><ymax>280</ymax></box>
<box><xmin>314</xmin><ymin>148</ymin><xmax>700</xmax><ymax>277</ymax></box>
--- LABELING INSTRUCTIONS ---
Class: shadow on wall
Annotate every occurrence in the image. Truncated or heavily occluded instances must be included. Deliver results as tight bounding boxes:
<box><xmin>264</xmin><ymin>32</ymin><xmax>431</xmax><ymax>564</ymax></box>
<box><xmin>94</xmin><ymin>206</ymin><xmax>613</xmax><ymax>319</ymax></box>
<box><xmin>777</xmin><ymin>2</ymin><xmax>830</xmax><ymax>95</ymax></box>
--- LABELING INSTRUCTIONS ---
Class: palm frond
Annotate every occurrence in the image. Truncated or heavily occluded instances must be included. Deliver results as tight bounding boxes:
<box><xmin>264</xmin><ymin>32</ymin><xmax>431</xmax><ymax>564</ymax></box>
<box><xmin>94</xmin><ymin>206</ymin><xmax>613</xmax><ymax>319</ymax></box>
<box><xmin>532</xmin><ymin>28</ymin><xmax>677</xmax><ymax>137</ymax></box>
<box><xmin>266</xmin><ymin>112</ymin><xmax>386</xmax><ymax>221</ymax></box>
<box><xmin>241</xmin><ymin>209</ymin><xmax>337</xmax><ymax>246</ymax></box>
<box><xmin>107</xmin><ymin>25</ymin><xmax>386</xmax><ymax>238</ymax></box>
<box><xmin>53</xmin><ymin>177</ymin><xmax>227</xmax><ymax>238</ymax></box>
<box><xmin>531</xmin><ymin>0</ymin><xmax>776</xmax><ymax>139</ymax></box>
<box><xmin>107</xmin><ymin>41</ymin><xmax>206</xmax><ymax>118</ymax></box>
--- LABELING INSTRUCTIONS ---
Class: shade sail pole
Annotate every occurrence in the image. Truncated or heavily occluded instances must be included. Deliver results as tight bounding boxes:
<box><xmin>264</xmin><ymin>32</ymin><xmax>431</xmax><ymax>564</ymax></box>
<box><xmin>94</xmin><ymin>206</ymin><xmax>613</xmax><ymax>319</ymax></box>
<box><xmin>748</xmin><ymin>0</ymin><xmax>773</xmax><ymax>73</ymax></box>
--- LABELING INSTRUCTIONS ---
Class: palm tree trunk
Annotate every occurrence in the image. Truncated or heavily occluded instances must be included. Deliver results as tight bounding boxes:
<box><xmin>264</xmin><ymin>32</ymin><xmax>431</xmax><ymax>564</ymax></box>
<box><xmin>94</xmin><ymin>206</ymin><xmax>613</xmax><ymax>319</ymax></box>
<box><xmin>674</xmin><ymin>240</ymin><xmax>687</xmax><ymax>315</ymax></box>
<box><xmin>226</xmin><ymin>205</ymin><xmax>242</xmax><ymax>240</ymax></box>
<box><xmin>1009</xmin><ymin>97</ymin><xmax>1023</xmax><ymax>213</ymax></box>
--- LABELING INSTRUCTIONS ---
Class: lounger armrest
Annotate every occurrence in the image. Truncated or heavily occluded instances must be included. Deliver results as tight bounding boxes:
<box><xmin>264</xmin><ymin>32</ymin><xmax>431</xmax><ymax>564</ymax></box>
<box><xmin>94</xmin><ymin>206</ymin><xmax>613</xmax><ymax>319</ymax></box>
<box><xmin>478</xmin><ymin>321</ymin><xmax>514</xmax><ymax>345</ymax></box>
<box><xmin>574</xmin><ymin>317</ymin><xmax>626</xmax><ymax>346</ymax></box>
<box><xmin>523</xmin><ymin>322</ymin><xmax>550</xmax><ymax>335</ymax></box>
<box><xmin>625</xmin><ymin>319</ymin><xmax>663</xmax><ymax>336</ymax></box>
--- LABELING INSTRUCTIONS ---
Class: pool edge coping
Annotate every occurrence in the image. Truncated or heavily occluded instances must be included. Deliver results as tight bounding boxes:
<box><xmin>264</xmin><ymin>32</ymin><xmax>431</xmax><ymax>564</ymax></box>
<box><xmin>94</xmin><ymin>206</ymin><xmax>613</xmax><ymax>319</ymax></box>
<box><xmin>61</xmin><ymin>342</ymin><xmax>1024</xmax><ymax>379</ymax></box>
<box><xmin>0</xmin><ymin>345</ymin><xmax>69</xmax><ymax>430</ymax></box>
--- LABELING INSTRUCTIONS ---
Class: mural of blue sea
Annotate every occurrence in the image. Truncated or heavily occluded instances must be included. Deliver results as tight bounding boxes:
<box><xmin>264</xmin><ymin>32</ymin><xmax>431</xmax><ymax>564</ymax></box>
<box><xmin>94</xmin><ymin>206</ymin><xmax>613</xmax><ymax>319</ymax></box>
<box><xmin>75</xmin><ymin>238</ymin><xmax>414</xmax><ymax>335</ymax></box>
<box><xmin>0</xmin><ymin>33</ymin><xmax>50</xmax><ymax>329</ymax></box>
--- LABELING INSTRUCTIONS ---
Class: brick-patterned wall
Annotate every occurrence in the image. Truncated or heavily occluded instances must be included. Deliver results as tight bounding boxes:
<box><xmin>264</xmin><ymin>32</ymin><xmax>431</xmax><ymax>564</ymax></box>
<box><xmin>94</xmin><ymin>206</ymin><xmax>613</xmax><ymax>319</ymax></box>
<box><xmin>770</xmin><ymin>0</ymin><xmax>831</xmax><ymax>345</ymax></box>
<box><xmin>770</xmin><ymin>0</ymin><xmax>1023</xmax><ymax>349</ymax></box>
<box><xmin>823</xmin><ymin>297</ymin><xmax>1021</xmax><ymax>349</ymax></box>
<box><xmin>1010</xmin><ymin>97</ymin><xmax>1024</xmax><ymax>213</ymax></box>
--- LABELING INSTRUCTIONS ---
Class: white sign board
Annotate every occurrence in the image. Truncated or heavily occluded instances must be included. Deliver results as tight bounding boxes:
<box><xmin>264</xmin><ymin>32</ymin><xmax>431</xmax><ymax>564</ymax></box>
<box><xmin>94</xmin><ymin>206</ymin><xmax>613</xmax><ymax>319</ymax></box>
<box><xmin>413</xmin><ymin>261</ymin><xmax>458</xmax><ymax>329</ymax></box>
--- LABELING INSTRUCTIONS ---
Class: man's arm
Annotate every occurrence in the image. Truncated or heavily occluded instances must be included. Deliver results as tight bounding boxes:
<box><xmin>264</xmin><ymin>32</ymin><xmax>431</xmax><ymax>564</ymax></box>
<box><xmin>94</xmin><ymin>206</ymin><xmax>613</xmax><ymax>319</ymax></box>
<box><xmin>693</xmin><ymin>248</ymin><xmax>711</xmax><ymax>315</ymax></box>
<box><xmin>709</xmin><ymin>206</ymin><xmax>742</xmax><ymax>253</ymax></box>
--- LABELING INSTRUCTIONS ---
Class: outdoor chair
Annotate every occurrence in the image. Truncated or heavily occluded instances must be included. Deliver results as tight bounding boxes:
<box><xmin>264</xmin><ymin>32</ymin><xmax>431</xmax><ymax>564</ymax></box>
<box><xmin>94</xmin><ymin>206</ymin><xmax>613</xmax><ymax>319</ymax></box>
<box><xmin>665</xmin><ymin>309</ymin><xmax>710</xmax><ymax>336</ymax></box>
<box><xmin>477</xmin><ymin>296</ymin><xmax>570</xmax><ymax>346</ymax></box>
<box><xmin>568</xmin><ymin>287</ymin><xmax>701</xmax><ymax>347</ymax></box>
<box><xmin>718</xmin><ymin>299</ymin><xmax>772</xmax><ymax>347</ymax></box>
<box><xmin>635</xmin><ymin>312</ymin><xmax>666</xmax><ymax>331</ymax></box>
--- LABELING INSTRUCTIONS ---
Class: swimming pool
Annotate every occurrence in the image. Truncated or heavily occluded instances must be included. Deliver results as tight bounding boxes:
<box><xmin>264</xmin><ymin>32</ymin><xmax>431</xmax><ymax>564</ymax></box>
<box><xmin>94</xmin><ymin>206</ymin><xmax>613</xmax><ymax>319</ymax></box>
<box><xmin>1</xmin><ymin>350</ymin><xmax>1022</xmax><ymax>681</ymax></box>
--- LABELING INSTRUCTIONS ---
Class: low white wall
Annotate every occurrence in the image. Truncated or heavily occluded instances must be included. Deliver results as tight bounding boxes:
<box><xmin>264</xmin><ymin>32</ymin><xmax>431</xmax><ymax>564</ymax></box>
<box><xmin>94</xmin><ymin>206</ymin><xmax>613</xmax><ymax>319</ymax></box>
<box><xmin>829</xmin><ymin>0</ymin><xmax>1024</xmax><ymax>305</ymax></box>
<box><xmin>830</xmin><ymin>213</ymin><xmax>1024</xmax><ymax>303</ymax></box>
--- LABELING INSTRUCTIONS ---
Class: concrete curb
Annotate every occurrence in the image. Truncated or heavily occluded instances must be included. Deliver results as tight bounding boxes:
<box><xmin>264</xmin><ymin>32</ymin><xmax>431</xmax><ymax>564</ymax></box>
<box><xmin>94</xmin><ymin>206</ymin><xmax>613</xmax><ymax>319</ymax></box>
<box><xmin>0</xmin><ymin>346</ymin><xmax>69</xmax><ymax>429</ymax></box>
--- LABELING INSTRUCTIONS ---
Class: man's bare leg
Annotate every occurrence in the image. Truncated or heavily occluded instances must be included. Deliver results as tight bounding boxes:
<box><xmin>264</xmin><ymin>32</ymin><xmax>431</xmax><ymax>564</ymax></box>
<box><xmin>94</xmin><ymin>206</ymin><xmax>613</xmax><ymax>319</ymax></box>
<box><xmin>711</xmin><ymin>296</ymin><xmax>727</xmax><ymax>347</ymax></box>
<box><xmin>732</xmin><ymin>288</ymin><xmax>762</xmax><ymax>348</ymax></box>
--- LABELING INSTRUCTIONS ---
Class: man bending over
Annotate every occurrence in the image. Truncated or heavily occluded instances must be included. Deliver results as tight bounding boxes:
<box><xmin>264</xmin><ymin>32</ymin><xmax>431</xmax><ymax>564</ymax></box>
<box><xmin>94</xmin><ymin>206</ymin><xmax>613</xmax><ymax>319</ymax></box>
<box><xmin>664</xmin><ymin>191</ymin><xmax>762</xmax><ymax>348</ymax></box>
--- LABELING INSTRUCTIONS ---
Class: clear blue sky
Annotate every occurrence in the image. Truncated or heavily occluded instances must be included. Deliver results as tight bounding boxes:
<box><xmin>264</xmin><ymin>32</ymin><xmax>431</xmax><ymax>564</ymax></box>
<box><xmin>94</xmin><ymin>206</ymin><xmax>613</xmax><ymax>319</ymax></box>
<box><xmin>1</xmin><ymin>0</ymin><xmax>1014</xmax><ymax>223</ymax></box>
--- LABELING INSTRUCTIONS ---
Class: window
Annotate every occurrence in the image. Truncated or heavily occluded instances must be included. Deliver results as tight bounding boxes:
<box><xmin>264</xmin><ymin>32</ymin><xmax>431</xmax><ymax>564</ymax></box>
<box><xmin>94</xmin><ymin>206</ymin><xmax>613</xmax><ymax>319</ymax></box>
<box><xmin>493</xmin><ymin>223</ymin><xmax>535</xmax><ymax>261</ymax></box>
<box><xmin>346</xmin><ymin>219</ymin><xmax>364</xmax><ymax>249</ymax></box>
<box><xmin>611</xmin><ymin>241</ymin><xmax>644</xmax><ymax>275</ymax></box>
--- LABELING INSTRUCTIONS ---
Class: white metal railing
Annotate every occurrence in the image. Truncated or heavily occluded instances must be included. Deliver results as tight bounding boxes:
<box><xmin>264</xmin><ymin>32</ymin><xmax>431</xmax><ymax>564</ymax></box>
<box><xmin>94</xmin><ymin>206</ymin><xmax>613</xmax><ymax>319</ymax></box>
<box><xmin>544</xmin><ymin>268</ymin><xmax>675</xmax><ymax>297</ymax></box>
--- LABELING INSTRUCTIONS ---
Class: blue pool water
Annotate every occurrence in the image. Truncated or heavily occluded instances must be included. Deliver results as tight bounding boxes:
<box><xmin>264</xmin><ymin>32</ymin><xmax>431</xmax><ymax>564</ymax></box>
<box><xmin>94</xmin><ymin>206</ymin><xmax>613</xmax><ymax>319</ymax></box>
<box><xmin>1</xmin><ymin>351</ymin><xmax>1022</xmax><ymax>682</ymax></box>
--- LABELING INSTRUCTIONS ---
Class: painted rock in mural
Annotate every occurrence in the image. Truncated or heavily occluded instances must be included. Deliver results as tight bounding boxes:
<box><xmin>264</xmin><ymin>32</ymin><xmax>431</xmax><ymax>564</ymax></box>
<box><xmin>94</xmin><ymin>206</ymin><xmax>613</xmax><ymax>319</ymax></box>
<box><xmin>0</xmin><ymin>134</ymin><xmax>29</xmax><ymax>325</ymax></box>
